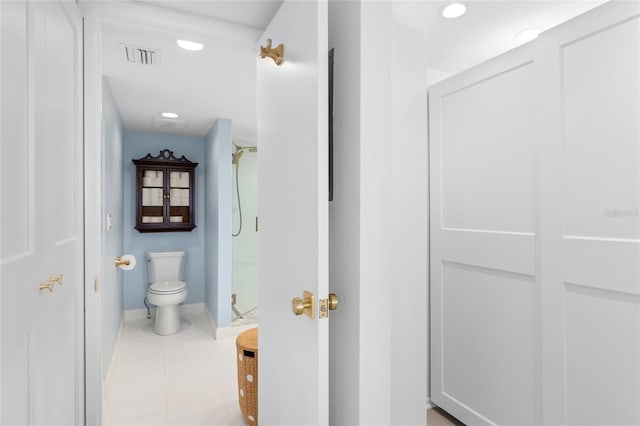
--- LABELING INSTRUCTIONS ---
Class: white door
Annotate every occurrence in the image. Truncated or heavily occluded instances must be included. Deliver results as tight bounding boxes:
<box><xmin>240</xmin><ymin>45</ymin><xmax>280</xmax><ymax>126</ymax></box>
<box><xmin>430</xmin><ymin>2</ymin><xmax>640</xmax><ymax>425</ymax></box>
<box><xmin>536</xmin><ymin>3</ymin><xmax>640</xmax><ymax>425</ymax></box>
<box><xmin>1</xmin><ymin>1</ymin><xmax>85</xmax><ymax>424</ymax></box>
<box><xmin>429</xmin><ymin>45</ymin><xmax>537</xmax><ymax>426</ymax></box>
<box><xmin>257</xmin><ymin>1</ymin><xmax>329</xmax><ymax>425</ymax></box>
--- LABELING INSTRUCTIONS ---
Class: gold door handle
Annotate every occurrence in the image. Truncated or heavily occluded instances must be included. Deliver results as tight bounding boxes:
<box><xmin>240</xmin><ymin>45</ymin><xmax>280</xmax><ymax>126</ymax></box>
<box><xmin>39</xmin><ymin>282</ymin><xmax>54</xmax><ymax>293</ymax></box>
<box><xmin>319</xmin><ymin>293</ymin><xmax>339</xmax><ymax>318</ymax></box>
<box><xmin>328</xmin><ymin>293</ymin><xmax>339</xmax><ymax>311</ymax></box>
<box><xmin>49</xmin><ymin>274</ymin><xmax>63</xmax><ymax>286</ymax></box>
<box><xmin>291</xmin><ymin>290</ymin><xmax>316</xmax><ymax>319</ymax></box>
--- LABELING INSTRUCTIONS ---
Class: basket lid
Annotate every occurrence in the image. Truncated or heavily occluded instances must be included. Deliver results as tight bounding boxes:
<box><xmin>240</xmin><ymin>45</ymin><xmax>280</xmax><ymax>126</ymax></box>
<box><xmin>236</xmin><ymin>327</ymin><xmax>258</xmax><ymax>351</ymax></box>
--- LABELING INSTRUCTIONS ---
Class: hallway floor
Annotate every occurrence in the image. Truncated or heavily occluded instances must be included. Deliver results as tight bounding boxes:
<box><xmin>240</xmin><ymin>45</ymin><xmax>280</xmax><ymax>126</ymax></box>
<box><xmin>104</xmin><ymin>311</ymin><xmax>460</xmax><ymax>426</ymax></box>
<box><xmin>104</xmin><ymin>311</ymin><xmax>250</xmax><ymax>426</ymax></box>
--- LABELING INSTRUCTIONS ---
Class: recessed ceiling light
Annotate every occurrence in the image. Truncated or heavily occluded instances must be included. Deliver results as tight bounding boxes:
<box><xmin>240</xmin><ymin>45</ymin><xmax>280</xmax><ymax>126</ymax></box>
<box><xmin>161</xmin><ymin>112</ymin><xmax>179</xmax><ymax>119</ymax></box>
<box><xmin>177</xmin><ymin>39</ymin><xmax>203</xmax><ymax>51</ymax></box>
<box><xmin>442</xmin><ymin>3</ymin><xmax>466</xmax><ymax>19</ymax></box>
<box><xmin>516</xmin><ymin>28</ymin><xmax>542</xmax><ymax>42</ymax></box>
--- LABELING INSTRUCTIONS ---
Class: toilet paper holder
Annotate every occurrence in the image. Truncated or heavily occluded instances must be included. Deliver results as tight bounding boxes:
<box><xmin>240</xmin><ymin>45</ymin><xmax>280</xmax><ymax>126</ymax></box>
<box><xmin>114</xmin><ymin>255</ymin><xmax>136</xmax><ymax>270</ymax></box>
<box><xmin>115</xmin><ymin>257</ymin><xmax>130</xmax><ymax>267</ymax></box>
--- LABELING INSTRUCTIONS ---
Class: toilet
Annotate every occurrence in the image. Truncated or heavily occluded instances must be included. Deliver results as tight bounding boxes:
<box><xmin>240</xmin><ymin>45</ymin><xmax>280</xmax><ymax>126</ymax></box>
<box><xmin>145</xmin><ymin>250</ymin><xmax>188</xmax><ymax>335</ymax></box>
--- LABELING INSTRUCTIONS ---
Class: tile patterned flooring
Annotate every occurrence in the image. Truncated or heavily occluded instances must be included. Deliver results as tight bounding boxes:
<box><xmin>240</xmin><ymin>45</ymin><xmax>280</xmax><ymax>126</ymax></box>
<box><xmin>105</xmin><ymin>311</ymin><xmax>463</xmax><ymax>426</ymax></box>
<box><xmin>104</xmin><ymin>312</ymin><xmax>250</xmax><ymax>426</ymax></box>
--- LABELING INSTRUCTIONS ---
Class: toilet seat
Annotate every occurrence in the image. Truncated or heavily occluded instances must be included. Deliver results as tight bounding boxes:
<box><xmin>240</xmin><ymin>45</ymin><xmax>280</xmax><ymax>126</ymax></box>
<box><xmin>149</xmin><ymin>280</ymin><xmax>187</xmax><ymax>295</ymax></box>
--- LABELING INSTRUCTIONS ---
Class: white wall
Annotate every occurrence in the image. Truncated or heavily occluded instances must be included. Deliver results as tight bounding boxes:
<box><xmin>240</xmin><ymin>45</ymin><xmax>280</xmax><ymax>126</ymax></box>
<box><xmin>390</xmin><ymin>3</ymin><xmax>429</xmax><ymax>419</ymax></box>
<box><xmin>204</xmin><ymin>119</ymin><xmax>232</xmax><ymax>331</ymax></box>
<box><xmin>328</xmin><ymin>2</ymin><xmax>361</xmax><ymax>424</ymax></box>
<box><xmin>427</xmin><ymin>68</ymin><xmax>453</xmax><ymax>87</ymax></box>
<box><xmin>101</xmin><ymin>78</ymin><xmax>124</xmax><ymax>378</ymax></box>
<box><xmin>358</xmin><ymin>2</ymin><xmax>394</xmax><ymax>424</ymax></box>
<box><xmin>328</xmin><ymin>1</ymin><xmax>429</xmax><ymax>424</ymax></box>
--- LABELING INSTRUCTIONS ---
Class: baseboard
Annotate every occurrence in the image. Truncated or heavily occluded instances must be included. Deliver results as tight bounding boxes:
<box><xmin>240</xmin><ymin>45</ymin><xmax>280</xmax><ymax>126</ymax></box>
<box><xmin>204</xmin><ymin>307</ymin><xmax>233</xmax><ymax>339</ymax></box>
<box><xmin>123</xmin><ymin>302</ymin><xmax>206</xmax><ymax>321</ymax></box>
<box><xmin>103</xmin><ymin>315</ymin><xmax>124</xmax><ymax>401</ymax></box>
<box><xmin>181</xmin><ymin>302</ymin><xmax>206</xmax><ymax>314</ymax></box>
<box><xmin>204</xmin><ymin>307</ymin><xmax>257</xmax><ymax>340</ymax></box>
<box><xmin>426</xmin><ymin>397</ymin><xmax>433</xmax><ymax>410</ymax></box>
<box><xmin>123</xmin><ymin>307</ymin><xmax>153</xmax><ymax>320</ymax></box>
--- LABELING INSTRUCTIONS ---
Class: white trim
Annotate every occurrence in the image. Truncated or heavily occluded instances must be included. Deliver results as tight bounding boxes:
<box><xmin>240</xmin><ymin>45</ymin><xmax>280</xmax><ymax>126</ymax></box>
<box><xmin>204</xmin><ymin>306</ymin><xmax>256</xmax><ymax>340</ymax></box>
<box><xmin>426</xmin><ymin>397</ymin><xmax>433</xmax><ymax>410</ymax></box>
<box><xmin>102</xmin><ymin>316</ymin><xmax>124</xmax><ymax>401</ymax></box>
<box><xmin>123</xmin><ymin>307</ymin><xmax>154</xmax><ymax>321</ymax></box>
<box><xmin>123</xmin><ymin>302</ymin><xmax>207</xmax><ymax>321</ymax></box>
<box><xmin>78</xmin><ymin>1</ymin><xmax>261</xmax><ymax>46</ymax></box>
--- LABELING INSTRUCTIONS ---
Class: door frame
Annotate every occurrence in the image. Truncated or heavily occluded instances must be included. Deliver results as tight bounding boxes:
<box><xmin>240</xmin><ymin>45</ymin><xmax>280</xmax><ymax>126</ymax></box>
<box><xmin>80</xmin><ymin>3</ymin><xmax>270</xmax><ymax>424</ymax></box>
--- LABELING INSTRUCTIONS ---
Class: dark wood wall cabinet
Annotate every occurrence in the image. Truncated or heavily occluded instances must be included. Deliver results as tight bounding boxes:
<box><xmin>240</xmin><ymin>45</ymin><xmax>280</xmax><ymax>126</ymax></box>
<box><xmin>132</xmin><ymin>149</ymin><xmax>198</xmax><ymax>232</ymax></box>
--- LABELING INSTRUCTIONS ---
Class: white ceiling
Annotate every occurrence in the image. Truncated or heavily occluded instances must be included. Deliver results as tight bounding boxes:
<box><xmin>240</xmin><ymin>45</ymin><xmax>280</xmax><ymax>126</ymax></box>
<box><xmin>410</xmin><ymin>0</ymin><xmax>607</xmax><ymax>76</ymax></box>
<box><xmin>99</xmin><ymin>0</ymin><xmax>606</xmax><ymax>140</ymax></box>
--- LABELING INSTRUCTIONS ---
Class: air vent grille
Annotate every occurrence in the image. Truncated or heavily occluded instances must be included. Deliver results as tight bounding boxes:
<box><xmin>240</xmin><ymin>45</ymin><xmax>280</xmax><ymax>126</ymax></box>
<box><xmin>122</xmin><ymin>44</ymin><xmax>160</xmax><ymax>66</ymax></box>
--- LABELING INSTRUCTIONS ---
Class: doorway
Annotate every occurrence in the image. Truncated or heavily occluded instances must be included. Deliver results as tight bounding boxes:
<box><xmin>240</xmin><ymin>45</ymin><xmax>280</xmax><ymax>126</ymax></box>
<box><xmin>82</xmin><ymin>1</ymin><xmax>269</xmax><ymax>423</ymax></box>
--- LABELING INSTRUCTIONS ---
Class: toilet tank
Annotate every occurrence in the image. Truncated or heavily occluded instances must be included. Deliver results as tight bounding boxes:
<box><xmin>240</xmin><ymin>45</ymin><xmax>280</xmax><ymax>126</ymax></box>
<box><xmin>145</xmin><ymin>250</ymin><xmax>186</xmax><ymax>283</ymax></box>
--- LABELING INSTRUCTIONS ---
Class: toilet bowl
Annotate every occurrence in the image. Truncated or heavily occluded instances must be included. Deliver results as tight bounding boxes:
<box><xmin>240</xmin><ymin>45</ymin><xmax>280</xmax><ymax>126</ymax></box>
<box><xmin>145</xmin><ymin>250</ymin><xmax>188</xmax><ymax>336</ymax></box>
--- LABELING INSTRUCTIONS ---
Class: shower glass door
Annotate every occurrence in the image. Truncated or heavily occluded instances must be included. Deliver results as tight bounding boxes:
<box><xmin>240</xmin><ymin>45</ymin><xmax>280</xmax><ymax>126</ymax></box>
<box><xmin>231</xmin><ymin>145</ymin><xmax>258</xmax><ymax>323</ymax></box>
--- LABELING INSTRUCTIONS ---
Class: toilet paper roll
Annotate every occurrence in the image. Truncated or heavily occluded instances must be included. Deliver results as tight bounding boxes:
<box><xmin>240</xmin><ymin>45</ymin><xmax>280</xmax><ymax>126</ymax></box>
<box><xmin>117</xmin><ymin>254</ymin><xmax>136</xmax><ymax>271</ymax></box>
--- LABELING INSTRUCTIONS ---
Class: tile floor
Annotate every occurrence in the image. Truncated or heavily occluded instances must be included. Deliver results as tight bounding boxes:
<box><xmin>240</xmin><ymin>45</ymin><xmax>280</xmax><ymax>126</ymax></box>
<box><xmin>103</xmin><ymin>311</ymin><xmax>252</xmax><ymax>426</ymax></box>
<box><xmin>104</xmin><ymin>311</ymin><xmax>463</xmax><ymax>426</ymax></box>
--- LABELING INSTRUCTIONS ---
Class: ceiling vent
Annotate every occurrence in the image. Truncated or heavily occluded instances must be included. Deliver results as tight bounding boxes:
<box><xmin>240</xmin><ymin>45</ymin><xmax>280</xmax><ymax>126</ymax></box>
<box><xmin>152</xmin><ymin>117</ymin><xmax>187</xmax><ymax>129</ymax></box>
<box><xmin>122</xmin><ymin>44</ymin><xmax>160</xmax><ymax>66</ymax></box>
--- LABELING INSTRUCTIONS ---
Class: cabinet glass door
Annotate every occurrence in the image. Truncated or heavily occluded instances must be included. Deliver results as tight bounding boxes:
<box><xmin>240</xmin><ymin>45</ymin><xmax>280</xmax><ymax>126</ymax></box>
<box><xmin>168</xmin><ymin>170</ymin><xmax>190</xmax><ymax>224</ymax></box>
<box><xmin>141</xmin><ymin>169</ymin><xmax>165</xmax><ymax>223</ymax></box>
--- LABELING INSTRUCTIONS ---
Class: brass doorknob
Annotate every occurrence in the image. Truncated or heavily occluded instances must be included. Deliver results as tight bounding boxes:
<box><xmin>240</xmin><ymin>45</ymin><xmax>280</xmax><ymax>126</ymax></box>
<box><xmin>292</xmin><ymin>298</ymin><xmax>311</xmax><ymax>315</ymax></box>
<box><xmin>291</xmin><ymin>290</ymin><xmax>316</xmax><ymax>319</ymax></box>
<box><xmin>328</xmin><ymin>293</ymin><xmax>339</xmax><ymax>311</ymax></box>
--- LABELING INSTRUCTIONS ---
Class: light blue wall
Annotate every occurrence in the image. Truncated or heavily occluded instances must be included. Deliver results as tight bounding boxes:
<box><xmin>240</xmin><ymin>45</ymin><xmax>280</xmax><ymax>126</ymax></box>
<box><xmin>123</xmin><ymin>131</ymin><xmax>206</xmax><ymax>310</ymax></box>
<box><xmin>204</xmin><ymin>119</ymin><xmax>232</xmax><ymax>327</ymax></box>
<box><xmin>102</xmin><ymin>79</ymin><xmax>124</xmax><ymax>377</ymax></box>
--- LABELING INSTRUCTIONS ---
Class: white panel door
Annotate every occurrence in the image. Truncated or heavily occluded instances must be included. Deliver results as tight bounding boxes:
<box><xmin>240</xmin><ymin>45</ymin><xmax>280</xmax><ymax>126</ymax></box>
<box><xmin>1</xmin><ymin>1</ymin><xmax>84</xmax><ymax>424</ymax></box>
<box><xmin>257</xmin><ymin>1</ymin><xmax>329</xmax><ymax>425</ymax></box>
<box><xmin>429</xmin><ymin>45</ymin><xmax>537</xmax><ymax>426</ymax></box>
<box><xmin>1</xmin><ymin>2</ymin><xmax>42</xmax><ymax>423</ymax></box>
<box><xmin>536</xmin><ymin>3</ymin><xmax>640</xmax><ymax>425</ymax></box>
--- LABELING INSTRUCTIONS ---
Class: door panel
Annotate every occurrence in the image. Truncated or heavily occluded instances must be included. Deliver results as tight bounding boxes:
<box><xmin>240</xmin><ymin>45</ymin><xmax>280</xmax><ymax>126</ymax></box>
<box><xmin>40</xmin><ymin>2</ymin><xmax>85</xmax><ymax>424</ymax></box>
<box><xmin>429</xmin><ymin>45</ymin><xmax>537</xmax><ymax>426</ymax></box>
<box><xmin>257</xmin><ymin>1</ymin><xmax>329</xmax><ymax>424</ymax></box>
<box><xmin>1</xmin><ymin>1</ymin><xmax>42</xmax><ymax>423</ymax></box>
<box><xmin>1</xmin><ymin>1</ymin><xmax>84</xmax><ymax>424</ymax></box>
<box><xmin>536</xmin><ymin>3</ymin><xmax>640</xmax><ymax>425</ymax></box>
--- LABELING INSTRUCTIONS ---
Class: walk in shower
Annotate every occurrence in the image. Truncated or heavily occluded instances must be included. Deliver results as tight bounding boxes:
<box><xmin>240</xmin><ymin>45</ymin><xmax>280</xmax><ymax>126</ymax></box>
<box><xmin>231</xmin><ymin>141</ymin><xmax>258</xmax><ymax>324</ymax></box>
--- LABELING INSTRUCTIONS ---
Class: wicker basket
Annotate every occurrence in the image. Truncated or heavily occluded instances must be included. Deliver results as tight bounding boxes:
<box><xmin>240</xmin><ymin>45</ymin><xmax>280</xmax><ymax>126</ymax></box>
<box><xmin>236</xmin><ymin>327</ymin><xmax>258</xmax><ymax>425</ymax></box>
